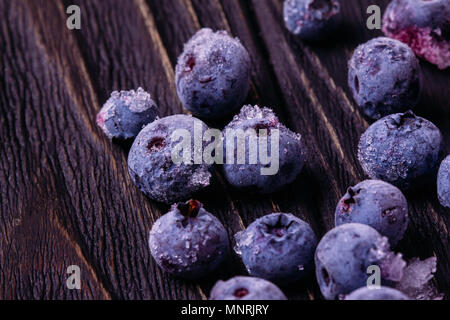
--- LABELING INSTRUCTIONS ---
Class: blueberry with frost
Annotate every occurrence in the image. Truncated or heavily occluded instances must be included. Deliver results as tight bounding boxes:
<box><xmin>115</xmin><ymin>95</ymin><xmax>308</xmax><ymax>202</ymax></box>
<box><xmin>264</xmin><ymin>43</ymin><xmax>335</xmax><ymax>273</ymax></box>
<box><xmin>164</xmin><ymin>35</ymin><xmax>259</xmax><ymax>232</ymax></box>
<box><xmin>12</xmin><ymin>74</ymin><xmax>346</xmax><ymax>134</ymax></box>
<box><xmin>315</xmin><ymin>223</ymin><xmax>406</xmax><ymax>300</ymax></box>
<box><xmin>128</xmin><ymin>114</ymin><xmax>213</xmax><ymax>203</ymax></box>
<box><xmin>210</xmin><ymin>276</ymin><xmax>287</xmax><ymax>300</ymax></box>
<box><xmin>149</xmin><ymin>200</ymin><xmax>229</xmax><ymax>279</ymax></box>
<box><xmin>335</xmin><ymin>179</ymin><xmax>408</xmax><ymax>246</ymax></box>
<box><xmin>437</xmin><ymin>155</ymin><xmax>450</xmax><ymax>208</ymax></box>
<box><xmin>96</xmin><ymin>87</ymin><xmax>158</xmax><ymax>139</ymax></box>
<box><xmin>175</xmin><ymin>28</ymin><xmax>251</xmax><ymax>119</ymax></box>
<box><xmin>234</xmin><ymin>213</ymin><xmax>317</xmax><ymax>285</ymax></box>
<box><xmin>283</xmin><ymin>0</ymin><xmax>340</xmax><ymax>40</ymax></box>
<box><xmin>345</xmin><ymin>286</ymin><xmax>409</xmax><ymax>300</ymax></box>
<box><xmin>383</xmin><ymin>0</ymin><xmax>450</xmax><ymax>70</ymax></box>
<box><xmin>348</xmin><ymin>37</ymin><xmax>422</xmax><ymax>120</ymax></box>
<box><xmin>222</xmin><ymin>105</ymin><xmax>305</xmax><ymax>194</ymax></box>
<box><xmin>358</xmin><ymin>111</ymin><xmax>442</xmax><ymax>190</ymax></box>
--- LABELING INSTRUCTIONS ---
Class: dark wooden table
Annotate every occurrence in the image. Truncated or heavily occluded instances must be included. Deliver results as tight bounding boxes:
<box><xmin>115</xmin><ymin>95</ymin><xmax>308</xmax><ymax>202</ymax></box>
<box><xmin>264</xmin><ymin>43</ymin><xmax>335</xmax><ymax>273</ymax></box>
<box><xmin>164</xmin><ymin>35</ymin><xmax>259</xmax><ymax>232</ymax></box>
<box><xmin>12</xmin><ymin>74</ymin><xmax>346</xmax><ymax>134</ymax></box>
<box><xmin>0</xmin><ymin>0</ymin><xmax>448</xmax><ymax>300</ymax></box>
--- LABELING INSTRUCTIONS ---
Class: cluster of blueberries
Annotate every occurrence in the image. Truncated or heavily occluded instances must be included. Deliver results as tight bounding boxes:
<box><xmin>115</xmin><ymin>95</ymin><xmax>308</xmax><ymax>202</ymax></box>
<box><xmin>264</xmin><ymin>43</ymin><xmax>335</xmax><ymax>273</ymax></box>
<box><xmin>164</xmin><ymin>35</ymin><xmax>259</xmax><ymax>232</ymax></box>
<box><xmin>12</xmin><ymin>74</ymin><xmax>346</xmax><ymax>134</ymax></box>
<box><xmin>96</xmin><ymin>0</ymin><xmax>449</xmax><ymax>300</ymax></box>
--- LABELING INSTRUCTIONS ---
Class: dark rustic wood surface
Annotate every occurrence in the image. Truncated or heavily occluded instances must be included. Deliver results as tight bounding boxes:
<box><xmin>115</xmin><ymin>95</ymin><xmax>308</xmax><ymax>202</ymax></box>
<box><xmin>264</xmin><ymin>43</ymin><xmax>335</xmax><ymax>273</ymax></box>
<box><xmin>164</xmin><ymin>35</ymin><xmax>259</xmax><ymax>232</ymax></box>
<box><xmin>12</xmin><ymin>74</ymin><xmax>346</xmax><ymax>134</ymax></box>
<box><xmin>0</xmin><ymin>0</ymin><xmax>448</xmax><ymax>300</ymax></box>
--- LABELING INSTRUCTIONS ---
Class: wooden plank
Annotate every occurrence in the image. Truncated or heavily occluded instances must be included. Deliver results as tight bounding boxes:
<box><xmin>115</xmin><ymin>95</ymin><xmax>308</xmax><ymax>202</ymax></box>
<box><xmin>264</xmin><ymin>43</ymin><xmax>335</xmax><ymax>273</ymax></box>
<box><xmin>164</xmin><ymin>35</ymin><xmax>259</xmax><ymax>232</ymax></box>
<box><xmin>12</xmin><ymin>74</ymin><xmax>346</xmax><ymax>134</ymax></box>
<box><xmin>0</xmin><ymin>0</ymin><xmax>109</xmax><ymax>299</ymax></box>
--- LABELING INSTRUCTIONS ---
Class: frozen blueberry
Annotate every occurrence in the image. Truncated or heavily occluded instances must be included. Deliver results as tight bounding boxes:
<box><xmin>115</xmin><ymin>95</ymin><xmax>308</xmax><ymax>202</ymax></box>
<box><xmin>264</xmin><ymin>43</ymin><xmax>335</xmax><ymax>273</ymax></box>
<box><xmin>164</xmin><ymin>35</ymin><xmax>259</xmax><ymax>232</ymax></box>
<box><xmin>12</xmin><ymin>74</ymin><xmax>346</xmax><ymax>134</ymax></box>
<box><xmin>437</xmin><ymin>155</ymin><xmax>450</xmax><ymax>208</ymax></box>
<box><xmin>128</xmin><ymin>114</ymin><xmax>213</xmax><ymax>204</ymax></box>
<box><xmin>96</xmin><ymin>88</ymin><xmax>158</xmax><ymax>139</ymax></box>
<box><xmin>210</xmin><ymin>276</ymin><xmax>287</xmax><ymax>300</ymax></box>
<box><xmin>283</xmin><ymin>0</ymin><xmax>340</xmax><ymax>40</ymax></box>
<box><xmin>234</xmin><ymin>213</ymin><xmax>317</xmax><ymax>285</ymax></box>
<box><xmin>315</xmin><ymin>223</ymin><xmax>406</xmax><ymax>300</ymax></box>
<box><xmin>348</xmin><ymin>37</ymin><xmax>422</xmax><ymax>120</ymax></box>
<box><xmin>175</xmin><ymin>28</ymin><xmax>251</xmax><ymax>119</ymax></box>
<box><xmin>149</xmin><ymin>200</ymin><xmax>229</xmax><ymax>279</ymax></box>
<box><xmin>222</xmin><ymin>105</ymin><xmax>305</xmax><ymax>194</ymax></box>
<box><xmin>383</xmin><ymin>0</ymin><xmax>450</xmax><ymax>70</ymax></box>
<box><xmin>358</xmin><ymin>111</ymin><xmax>442</xmax><ymax>190</ymax></box>
<box><xmin>335</xmin><ymin>180</ymin><xmax>408</xmax><ymax>246</ymax></box>
<box><xmin>345</xmin><ymin>286</ymin><xmax>409</xmax><ymax>300</ymax></box>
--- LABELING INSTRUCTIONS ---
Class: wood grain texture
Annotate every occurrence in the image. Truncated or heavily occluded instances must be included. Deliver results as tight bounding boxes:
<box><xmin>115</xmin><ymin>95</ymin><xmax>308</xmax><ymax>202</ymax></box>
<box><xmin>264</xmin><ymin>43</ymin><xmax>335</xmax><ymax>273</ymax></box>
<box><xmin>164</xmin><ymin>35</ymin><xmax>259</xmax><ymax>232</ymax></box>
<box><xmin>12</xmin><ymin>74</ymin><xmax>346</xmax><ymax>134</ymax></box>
<box><xmin>0</xmin><ymin>0</ymin><xmax>448</xmax><ymax>300</ymax></box>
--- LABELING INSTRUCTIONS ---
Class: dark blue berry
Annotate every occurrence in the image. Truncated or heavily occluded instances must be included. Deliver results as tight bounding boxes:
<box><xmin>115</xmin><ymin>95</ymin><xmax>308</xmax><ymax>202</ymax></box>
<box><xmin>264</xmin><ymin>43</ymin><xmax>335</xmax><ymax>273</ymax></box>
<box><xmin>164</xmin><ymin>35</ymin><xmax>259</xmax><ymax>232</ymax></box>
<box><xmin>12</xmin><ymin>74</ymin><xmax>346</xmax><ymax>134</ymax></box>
<box><xmin>437</xmin><ymin>155</ymin><xmax>450</xmax><ymax>208</ymax></box>
<box><xmin>335</xmin><ymin>180</ymin><xmax>409</xmax><ymax>246</ymax></box>
<box><xmin>210</xmin><ymin>276</ymin><xmax>287</xmax><ymax>300</ymax></box>
<box><xmin>234</xmin><ymin>213</ymin><xmax>317</xmax><ymax>285</ymax></box>
<box><xmin>175</xmin><ymin>28</ymin><xmax>251</xmax><ymax>119</ymax></box>
<box><xmin>315</xmin><ymin>223</ymin><xmax>406</xmax><ymax>300</ymax></box>
<box><xmin>128</xmin><ymin>114</ymin><xmax>213</xmax><ymax>203</ymax></box>
<box><xmin>358</xmin><ymin>111</ymin><xmax>442</xmax><ymax>190</ymax></box>
<box><xmin>283</xmin><ymin>0</ymin><xmax>340</xmax><ymax>40</ymax></box>
<box><xmin>96</xmin><ymin>88</ymin><xmax>158</xmax><ymax>139</ymax></box>
<box><xmin>348</xmin><ymin>37</ymin><xmax>422</xmax><ymax>120</ymax></box>
<box><xmin>383</xmin><ymin>0</ymin><xmax>450</xmax><ymax>70</ymax></box>
<box><xmin>345</xmin><ymin>286</ymin><xmax>409</xmax><ymax>300</ymax></box>
<box><xmin>222</xmin><ymin>105</ymin><xmax>305</xmax><ymax>194</ymax></box>
<box><xmin>149</xmin><ymin>200</ymin><xmax>229</xmax><ymax>279</ymax></box>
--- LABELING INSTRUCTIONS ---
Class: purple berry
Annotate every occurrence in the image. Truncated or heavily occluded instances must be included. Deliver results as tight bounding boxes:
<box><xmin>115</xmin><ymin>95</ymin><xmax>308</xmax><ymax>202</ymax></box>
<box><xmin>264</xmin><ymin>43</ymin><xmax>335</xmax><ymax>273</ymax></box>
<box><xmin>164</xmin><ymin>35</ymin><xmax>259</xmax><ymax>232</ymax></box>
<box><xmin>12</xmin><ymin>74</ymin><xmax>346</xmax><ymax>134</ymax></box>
<box><xmin>345</xmin><ymin>286</ymin><xmax>409</xmax><ymax>300</ymax></box>
<box><xmin>382</xmin><ymin>0</ymin><xmax>450</xmax><ymax>70</ymax></box>
<box><xmin>348</xmin><ymin>37</ymin><xmax>422</xmax><ymax>120</ymax></box>
<box><xmin>128</xmin><ymin>114</ymin><xmax>213</xmax><ymax>203</ymax></box>
<box><xmin>222</xmin><ymin>105</ymin><xmax>305</xmax><ymax>193</ymax></box>
<box><xmin>437</xmin><ymin>155</ymin><xmax>450</xmax><ymax>208</ymax></box>
<box><xmin>283</xmin><ymin>0</ymin><xmax>340</xmax><ymax>40</ymax></box>
<box><xmin>96</xmin><ymin>88</ymin><xmax>158</xmax><ymax>139</ymax></box>
<box><xmin>175</xmin><ymin>28</ymin><xmax>251</xmax><ymax>119</ymax></box>
<box><xmin>234</xmin><ymin>213</ymin><xmax>317</xmax><ymax>285</ymax></box>
<box><xmin>358</xmin><ymin>111</ymin><xmax>442</xmax><ymax>190</ymax></box>
<box><xmin>149</xmin><ymin>200</ymin><xmax>229</xmax><ymax>279</ymax></box>
<box><xmin>335</xmin><ymin>180</ymin><xmax>409</xmax><ymax>246</ymax></box>
<box><xmin>209</xmin><ymin>276</ymin><xmax>287</xmax><ymax>300</ymax></box>
<box><xmin>315</xmin><ymin>223</ymin><xmax>406</xmax><ymax>300</ymax></box>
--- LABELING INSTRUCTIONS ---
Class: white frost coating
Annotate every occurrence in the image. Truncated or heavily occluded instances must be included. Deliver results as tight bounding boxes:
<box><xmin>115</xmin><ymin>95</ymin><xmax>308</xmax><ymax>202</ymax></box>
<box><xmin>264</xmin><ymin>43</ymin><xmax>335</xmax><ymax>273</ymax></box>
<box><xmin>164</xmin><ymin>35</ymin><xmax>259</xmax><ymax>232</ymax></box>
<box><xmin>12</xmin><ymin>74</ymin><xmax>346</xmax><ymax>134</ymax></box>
<box><xmin>104</xmin><ymin>87</ymin><xmax>156</xmax><ymax>113</ymax></box>
<box><xmin>126</xmin><ymin>87</ymin><xmax>156</xmax><ymax>113</ymax></box>
<box><xmin>234</xmin><ymin>229</ymin><xmax>254</xmax><ymax>256</ymax></box>
<box><xmin>369</xmin><ymin>236</ymin><xmax>406</xmax><ymax>281</ymax></box>
<box><xmin>395</xmin><ymin>257</ymin><xmax>444</xmax><ymax>300</ymax></box>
